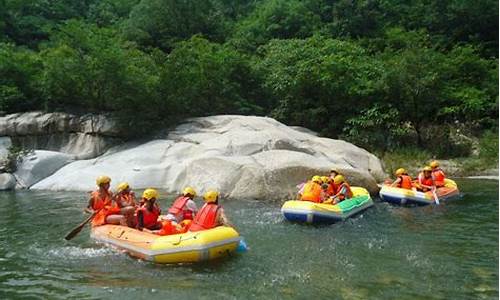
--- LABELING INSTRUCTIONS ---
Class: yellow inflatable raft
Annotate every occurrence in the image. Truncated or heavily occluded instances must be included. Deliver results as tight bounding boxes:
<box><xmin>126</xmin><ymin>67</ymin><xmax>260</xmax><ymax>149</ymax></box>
<box><xmin>91</xmin><ymin>225</ymin><xmax>240</xmax><ymax>264</ymax></box>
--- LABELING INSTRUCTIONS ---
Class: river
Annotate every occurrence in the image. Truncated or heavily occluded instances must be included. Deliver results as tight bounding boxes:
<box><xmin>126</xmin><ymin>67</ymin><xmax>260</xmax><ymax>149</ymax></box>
<box><xmin>0</xmin><ymin>179</ymin><xmax>497</xmax><ymax>299</ymax></box>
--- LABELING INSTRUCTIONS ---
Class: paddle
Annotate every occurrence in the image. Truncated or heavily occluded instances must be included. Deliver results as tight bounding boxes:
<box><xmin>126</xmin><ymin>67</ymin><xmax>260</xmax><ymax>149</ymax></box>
<box><xmin>237</xmin><ymin>237</ymin><xmax>248</xmax><ymax>253</ymax></box>
<box><xmin>64</xmin><ymin>210</ymin><xmax>98</xmax><ymax>240</ymax></box>
<box><xmin>432</xmin><ymin>187</ymin><xmax>440</xmax><ymax>205</ymax></box>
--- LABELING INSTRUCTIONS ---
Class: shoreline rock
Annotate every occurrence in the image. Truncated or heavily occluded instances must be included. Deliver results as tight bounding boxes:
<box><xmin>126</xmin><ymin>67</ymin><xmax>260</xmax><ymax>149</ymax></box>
<box><xmin>31</xmin><ymin>115</ymin><xmax>386</xmax><ymax>200</ymax></box>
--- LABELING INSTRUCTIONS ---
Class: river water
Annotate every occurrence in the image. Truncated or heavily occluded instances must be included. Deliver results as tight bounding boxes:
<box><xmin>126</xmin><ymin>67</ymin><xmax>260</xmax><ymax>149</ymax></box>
<box><xmin>0</xmin><ymin>179</ymin><xmax>497</xmax><ymax>299</ymax></box>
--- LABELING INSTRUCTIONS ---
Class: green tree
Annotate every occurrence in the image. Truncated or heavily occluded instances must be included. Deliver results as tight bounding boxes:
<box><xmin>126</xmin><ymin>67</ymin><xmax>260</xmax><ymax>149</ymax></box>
<box><xmin>159</xmin><ymin>36</ymin><xmax>265</xmax><ymax>118</ymax></box>
<box><xmin>257</xmin><ymin>35</ymin><xmax>383</xmax><ymax>135</ymax></box>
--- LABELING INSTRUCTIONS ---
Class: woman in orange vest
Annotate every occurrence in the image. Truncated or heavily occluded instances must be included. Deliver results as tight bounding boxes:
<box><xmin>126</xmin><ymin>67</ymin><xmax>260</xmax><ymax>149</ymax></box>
<box><xmin>300</xmin><ymin>176</ymin><xmax>323</xmax><ymax>203</ymax></box>
<box><xmin>136</xmin><ymin>188</ymin><xmax>162</xmax><ymax>231</ymax></box>
<box><xmin>189</xmin><ymin>190</ymin><xmax>232</xmax><ymax>232</ymax></box>
<box><xmin>323</xmin><ymin>175</ymin><xmax>353</xmax><ymax>204</ymax></box>
<box><xmin>113</xmin><ymin>182</ymin><xmax>137</xmax><ymax>227</ymax></box>
<box><xmin>430</xmin><ymin>160</ymin><xmax>446</xmax><ymax>187</ymax></box>
<box><xmin>390</xmin><ymin>168</ymin><xmax>414</xmax><ymax>190</ymax></box>
<box><xmin>86</xmin><ymin>175</ymin><xmax>123</xmax><ymax>226</ymax></box>
<box><xmin>416</xmin><ymin>166</ymin><xmax>435</xmax><ymax>192</ymax></box>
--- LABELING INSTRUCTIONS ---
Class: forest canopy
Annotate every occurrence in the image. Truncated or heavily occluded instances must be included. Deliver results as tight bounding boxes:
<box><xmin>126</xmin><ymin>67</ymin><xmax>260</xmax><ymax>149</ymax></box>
<box><xmin>0</xmin><ymin>0</ymin><xmax>498</xmax><ymax>156</ymax></box>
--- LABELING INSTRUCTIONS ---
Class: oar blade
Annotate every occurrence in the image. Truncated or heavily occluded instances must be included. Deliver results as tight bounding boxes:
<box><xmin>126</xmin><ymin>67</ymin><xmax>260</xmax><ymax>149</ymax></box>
<box><xmin>64</xmin><ymin>224</ymin><xmax>85</xmax><ymax>240</ymax></box>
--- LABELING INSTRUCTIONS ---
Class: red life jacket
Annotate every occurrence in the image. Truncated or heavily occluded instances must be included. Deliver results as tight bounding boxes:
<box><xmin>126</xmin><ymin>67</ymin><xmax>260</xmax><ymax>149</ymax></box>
<box><xmin>189</xmin><ymin>203</ymin><xmax>219</xmax><ymax>232</ymax></box>
<box><xmin>117</xmin><ymin>192</ymin><xmax>135</xmax><ymax>208</ymax></box>
<box><xmin>168</xmin><ymin>196</ymin><xmax>194</xmax><ymax>220</ymax></box>
<box><xmin>397</xmin><ymin>175</ymin><xmax>413</xmax><ymax>190</ymax></box>
<box><xmin>301</xmin><ymin>181</ymin><xmax>322</xmax><ymax>203</ymax></box>
<box><xmin>90</xmin><ymin>190</ymin><xmax>112</xmax><ymax>210</ymax></box>
<box><xmin>136</xmin><ymin>205</ymin><xmax>160</xmax><ymax>229</ymax></box>
<box><xmin>418</xmin><ymin>173</ymin><xmax>434</xmax><ymax>186</ymax></box>
<box><xmin>432</xmin><ymin>169</ymin><xmax>446</xmax><ymax>187</ymax></box>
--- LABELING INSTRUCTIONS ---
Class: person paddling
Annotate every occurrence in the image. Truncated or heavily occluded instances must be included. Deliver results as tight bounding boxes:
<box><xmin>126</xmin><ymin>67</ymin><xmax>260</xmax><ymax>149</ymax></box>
<box><xmin>416</xmin><ymin>166</ymin><xmax>435</xmax><ymax>192</ymax></box>
<box><xmin>390</xmin><ymin>168</ymin><xmax>414</xmax><ymax>190</ymax></box>
<box><xmin>86</xmin><ymin>175</ymin><xmax>124</xmax><ymax>226</ymax></box>
<box><xmin>136</xmin><ymin>189</ymin><xmax>162</xmax><ymax>231</ymax></box>
<box><xmin>113</xmin><ymin>182</ymin><xmax>137</xmax><ymax>227</ymax></box>
<box><xmin>430</xmin><ymin>160</ymin><xmax>446</xmax><ymax>187</ymax></box>
<box><xmin>189</xmin><ymin>190</ymin><xmax>232</xmax><ymax>232</ymax></box>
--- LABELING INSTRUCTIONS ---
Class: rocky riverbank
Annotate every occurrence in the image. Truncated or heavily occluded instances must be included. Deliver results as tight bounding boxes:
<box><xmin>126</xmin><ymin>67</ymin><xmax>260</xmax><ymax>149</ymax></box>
<box><xmin>0</xmin><ymin>112</ymin><xmax>386</xmax><ymax>200</ymax></box>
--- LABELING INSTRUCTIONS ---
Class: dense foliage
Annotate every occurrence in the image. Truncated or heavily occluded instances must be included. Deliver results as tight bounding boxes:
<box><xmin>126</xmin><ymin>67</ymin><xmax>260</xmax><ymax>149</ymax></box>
<box><xmin>0</xmin><ymin>0</ymin><xmax>497</xmax><ymax>157</ymax></box>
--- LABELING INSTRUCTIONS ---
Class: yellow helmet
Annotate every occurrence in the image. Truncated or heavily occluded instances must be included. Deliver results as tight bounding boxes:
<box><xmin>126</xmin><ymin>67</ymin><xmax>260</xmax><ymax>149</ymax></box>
<box><xmin>312</xmin><ymin>175</ymin><xmax>322</xmax><ymax>183</ymax></box>
<box><xmin>321</xmin><ymin>176</ymin><xmax>330</xmax><ymax>183</ymax></box>
<box><xmin>430</xmin><ymin>160</ymin><xmax>439</xmax><ymax>168</ymax></box>
<box><xmin>96</xmin><ymin>175</ymin><xmax>111</xmax><ymax>186</ymax></box>
<box><xmin>203</xmin><ymin>190</ymin><xmax>219</xmax><ymax>203</ymax></box>
<box><xmin>423</xmin><ymin>166</ymin><xmax>432</xmax><ymax>172</ymax></box>
<box><xmin>183</xmin><ymin>186</ymin><xmax>196</xmax><ymax>197</ymax></box>
<box><xmin>142</xmin><ymin>188</ymin><xmax>159</xmax><ymax>201</ymax></box>
<box><xmin>395</xmin><ymin>168</ymin><xmax>406</xmax><ymax>176</ymax></box>
<box><xmin>333</xmin><ymin>175</ymin><xmax>345</xmax><ymax>184</ymax></box>
<box><xmin>117</xmin><ymin>182</ymin><xmax>129</xmax><ymax>192</ymax></box>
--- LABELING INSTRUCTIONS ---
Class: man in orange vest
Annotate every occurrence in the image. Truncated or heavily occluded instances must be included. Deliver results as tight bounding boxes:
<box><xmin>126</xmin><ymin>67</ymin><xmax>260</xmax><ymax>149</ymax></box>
<box><xmin>189</xmin><ymin>190</ymin><xmax>232</xmax><ymax>232</ymax></box>
<box><xmin>390</xmin><ymin>168</ymin><xmax>414</xmax><ymax>190</ymax></box>
<box><xmin>323</xmin><ymin>175</ymin><xmax>353</xmax><ymax>204</ymax></box>
<box><xmin>87</xmin><ymin>175</ymin><xmax>124</xmax><ymax>226</ymax></box>
<box><xmin>416</xmin><ymin>166</ymin><xmax>435</xmax><ymax>192</ymax></box>
<box><xmin>300</xmin><ymin>175</ymin><xmax>323</xmax><ymax>203</ymax></box>
<box><xmin>136</xmin><ymin>188</ymin><xmax>162</xmax><ymax>231</ymax></box>
<box><xmin>430</xmin><ymin>160</ymin><xmax>446</xmax><ymax>187</ymax></box>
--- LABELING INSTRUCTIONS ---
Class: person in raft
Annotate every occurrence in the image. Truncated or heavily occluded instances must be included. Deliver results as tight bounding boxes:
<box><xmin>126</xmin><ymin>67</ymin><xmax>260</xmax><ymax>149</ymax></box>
<box><xmin>112</xmin><ymin>182</ymin><xmax>137</xmax><ymax>227</ymax></box>
<box><xmin>390</xmin><ymin>168</ymin><xmax>414</xmax><ymax>190</ymax></box>
<box><xmin>323</xmin><ymin>175</ymin><xmax>353</xmax><ymax>204</ymax></box>
<box><xmin>86</xmin><ymin>175</ymin><xmax>125</xmax><ymax>226</ymax></box>
<box><xmin>328</xmin><ymin>169</ymin><xmax>340</xmax><ymax>194</ymax></box>
<box><xmin>136</xmin><ymin>188</ymin><xmax>162</xmax><ymax>231</ymax></box>
<box><xmin>164</xmin><ymin>186</ymin><xmax>198</xmax><ymax>224</ymax></box>
<box><xmin>152</xmin><ymin>187</ymin><xmax>199</xmax><ymax>236</ymax></box>
<box><xmin>300</xmin><ymin>175</ymin><xmax>324</xmax><ymax>203</ymax></box>
<box><xmin>415</xmin><ymin>166</ymin><xmax>435</xmax><ymax>192</ymax></box>
<box><xmin>189</xmin><ymin>190</ymin><xmax>232</xmax><ymax>232</ymax></box>
<box><xmin>430</xmin><ymin>160</ymin><xmax>446</xmax><ymax>187</ymax></box>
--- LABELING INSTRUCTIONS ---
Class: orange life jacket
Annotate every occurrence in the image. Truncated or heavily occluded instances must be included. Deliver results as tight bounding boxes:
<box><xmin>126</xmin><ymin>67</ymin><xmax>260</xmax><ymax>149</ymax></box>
<box><xmin>90</xmin><ymin>190</ymin><xmax>119</xmax><ymax>227</ymax></box>
<box><xmin>168</xmin><ymin>196</ymin><xmax>194</xmax><ymax>220</ymax></box>
<box><xmin>327</xmin><ymin>182</ymin><xmax>337</xmax><ymax>196</ymax></box>
<box><xmin>90</xmin><ymin>190</ymin><xmax>112</xmax><ymax>210</ymax></box>
<box><xmin>432</xmin><ymin>169</ymin><xmax>446</xmax><ymax>187</ymax></box>
<box><xmin>418</xmin><ymin>173</ymin><xmax>434</xmax><ymax>187</ymax></box>
<box><xmin>301</xmin><ymin>181</ymin><xmax>322</xmax><ymax>203</ymax></box>
<box><xmin>397</xmin><ymin>175</ymin><xmax>413</xmax><ymax>190</ymax></box>
<box><xmin>116</xmin><ymin>192</ymin><xmax>135</xmax><ymax>208</ymax></box>
<box><xmin>189</xmin><ymin>203</ymin><xmax>219</xmax><ymax>232</ymax></box>
<box><xmin>136</xmin><ymin>205</ymin><xmax>160</xmax><ymax>229</ymax></box>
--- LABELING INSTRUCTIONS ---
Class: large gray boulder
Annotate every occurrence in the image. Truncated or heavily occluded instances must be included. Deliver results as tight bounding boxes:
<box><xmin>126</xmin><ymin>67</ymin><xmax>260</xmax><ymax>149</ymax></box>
<box><xmin>0</xmin><ymin>173</ymin><xmax>16</xmax><ymax>190</ymax></box>
<box><xmin>14</xmin><ymin>150</ymin><xmax>73</xmax><ymax>188</ymax></box>
<box><xmin>33</xmin><ymin>115</ymin><xmax>385</xmax><ymax>200</ymax></box>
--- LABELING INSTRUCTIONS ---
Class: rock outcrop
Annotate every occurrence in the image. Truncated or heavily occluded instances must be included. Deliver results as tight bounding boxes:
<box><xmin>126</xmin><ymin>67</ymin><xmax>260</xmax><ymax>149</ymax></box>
<box><xmin>14</xmin><ymin>150</ymin><xmax>73</xmax><ymax>188</ymax></box>
<box><xmin>32</xmin><ymin>115</ymin><xmax>385</xmax><ymax>200</ymax></box>
<box><xmin>0</xmin><ymin>112</ymin><xmax>123</xmax><ymax>160</ymax></box>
